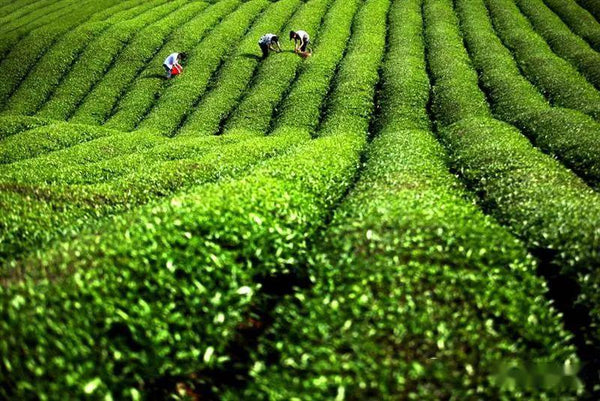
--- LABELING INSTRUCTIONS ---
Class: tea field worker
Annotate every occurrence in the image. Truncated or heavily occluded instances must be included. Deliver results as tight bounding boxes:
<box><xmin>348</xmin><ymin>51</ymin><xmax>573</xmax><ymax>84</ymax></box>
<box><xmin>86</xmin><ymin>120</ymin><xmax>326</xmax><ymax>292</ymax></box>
<box><xmin>258</xmin><ymin>33</ymin><xmax>281</xmax><ymax>59</ymax></box>
<box><xmin>163</xmin><ymin>52</ymin><xmax>187</xmax><ymax>79</ymax></box>
<box><xmin>290</xmin><ymin>29</ymin><xmax>310</xmax><ymax>53</ymax></box>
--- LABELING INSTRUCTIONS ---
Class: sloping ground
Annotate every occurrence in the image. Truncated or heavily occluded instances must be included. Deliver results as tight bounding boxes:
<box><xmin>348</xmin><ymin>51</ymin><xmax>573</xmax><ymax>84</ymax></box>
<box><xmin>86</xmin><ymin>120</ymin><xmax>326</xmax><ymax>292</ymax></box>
<box><xmin>0</xmin><ymin>0</ymin><xmax>599</xmax><ymax>399</ymax></box>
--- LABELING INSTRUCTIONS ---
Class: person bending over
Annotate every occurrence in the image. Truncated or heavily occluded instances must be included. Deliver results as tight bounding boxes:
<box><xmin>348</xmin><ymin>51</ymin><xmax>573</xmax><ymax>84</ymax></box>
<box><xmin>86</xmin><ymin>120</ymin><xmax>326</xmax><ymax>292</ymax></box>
<box><xmin>163</xmin><ymin>52</ymin><xmax>187</xmax><ymax>79</ymax></box>
<box><xmin>258</xmin><ymin>33</ymin><xmax>281</xmax><ymax>59</ymax></box>
<box><xmin>290</xmin><ymin>30</ymin><xmax>310</xmax><ymax>53</ymax></box>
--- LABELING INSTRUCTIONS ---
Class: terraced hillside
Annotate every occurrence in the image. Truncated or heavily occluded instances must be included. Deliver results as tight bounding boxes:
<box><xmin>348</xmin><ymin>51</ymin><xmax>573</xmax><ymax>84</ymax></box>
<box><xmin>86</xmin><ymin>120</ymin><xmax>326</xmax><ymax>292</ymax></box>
<box><xmin>0</xmin><ymin>0</ymin><xmax>599</xmax><ymax>399</ymax></box>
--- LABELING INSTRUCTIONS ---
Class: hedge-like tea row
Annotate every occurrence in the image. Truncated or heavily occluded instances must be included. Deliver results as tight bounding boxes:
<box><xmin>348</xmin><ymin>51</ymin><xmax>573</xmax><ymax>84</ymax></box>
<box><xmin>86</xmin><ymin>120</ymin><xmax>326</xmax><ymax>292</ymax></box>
<box><xmin>370</xmin><ymin>0</ymin><xmax>429</xmax><ymax>132</ymax></box>
<box><xmin>484</xmin><ymin>0</ymin><xmax>600</xmax><ymax>121</ymax></box>
<box><xmin>70</xmin><ymin>2</ymin><xmax>209</xmax><ymax>126</ymax></box>
<box><xmin>0</xmin><ymin>0</ymin><xmax>388</xmax><ymax>397</ymax></box>
<box><xmin>517</xmin><ymin>0</ymin><xmax>600</xmax><ymax>90</ymax></box>
<box><xmin>0</xmin><ymin>0</ymin><xmax>359</xmax><ymax>190</ymax></box>
<box><xmin>123</xmin><ymin>0</ymin><xmax>355</xmax><ymax>171</ymax></box>
<box><xmin>0</xmin><ymin>0</ymin><xmax>360</xmax><ymax>288</ymax></box>
<box><xmin>0</xmin><ymin>184</ymin><xmax>118</xmax><ymax>267</ymax></box>
<box><xmin>455</xmin><ymin>0</ymin><xmax>600</xmax><ymax>188</ymax></box>
<box><xmin>424</xmin><ymin>0</ymin><xmax>490</xmax><ymax>126</ymax></box>
<box><xmin>3</xmin><ymin>127</ymin><xmax>303</xmax><ymax>187</ymax></box>
<box><xmin>0</xmin><ymin>0</ymin><xmax>74</xmax><ymax>37</ymax></box>
<box><xmin>0</xmin><ymin>0</ymin><xmax>53</xmax><ymax>28</ymax></box>
<box><xmin>577</xmin><ymin>0</ymin><xmax>600</xmax><ymax>21</ymax></box>
<box><xmin>440</xmin><ymin>117</ymin><xmax>600</xmax><ymax>363</ymax></box>
<box><xmin>2</xmin><ymin>0</ymin><xmax>163</xmax><ymax>116</ymax></box>
<box><xmin>0</xmin><ymin>0</ymin><xmax>123</xmax><ymax>109</ymax></box>
<box><xmin>0</xmin><ymin>115</ymin><xmax>48</xmax><ymax>141</ymax></box>
<box><xmin>137</xmin><ymin>0</ymin><xmax>270</xmax><ymax>135</ymax></box>
<box><xmin>98</xmin><ymin>0</ymin><xmax>361</xmax><ymax>195</ymax></box>
<box><xmin>3</xmin><ymin>23</ymin><xmax>113</xmax><ymax>115</ymax></box>
<box><xmin>1</xmin><ymin>134</ymin><xmax>355</xmax><ymax>399</ymax></box>
<box><xmin>0</xmin><ymin>125</ymin><xmax>139</xmax><ymax>264</ymax></box>
<box><xmin>0</xmin><ymin>0</ymin><xmax>356</xmax><ymax>276</ymax></box>
<box><xmin>2</xmin><ymin>0</ymin><xmax>77</xmax><ymax>30</ymax></box>
<box><xmin>105</xmin><ymin>0</ymin><xmax>241</xmax><ymax>131</ymax></box>
<box><xmin>0</xmin><ymin>0</ymin><xmax>43</xmax><ymax>24</ymax></box>
<box><xmin>237</xmin><ymin>1</ymin><xmax>578</xmax><ymax>397</ymax></box>
<box><xmin>427</xmin><ymin>0</ymin><xmax>600</xmax><ymax>373</ymax></box>
<box><xmin>543</xmin><ymin>0</ymin><xmax>600</xmax><ymax>52</ymax></box>
<box><xmin>7</xmin><ymin>0</ymin><xmax>339</xmax><ymax>183</ymax></box>
<box><xmin>0</xmin><ymin>128</ymin><xmax>254</xmax><ymax>185</ymax></box>
<box><xmin>223</xmin><ymin>0</ymin><xmax>333</xmax><ymax>135</ymax></box>
<box><xmin>177</xmin><ymin>0</ymin><xmax>303</xmax><ymax>136</ymax></box>
<box><xmin>0</xmin><ymin>0</ymin><xmax>361</xmax><ymax>266</ymax></box>
<box><xmin>0</xmin><ymin>122</ymin><xmax>121</xmax><ymax>164</ymax></box>
<box><xmin>82</xmin><ymin>0</ymin><xmax>356</xmax><ymax>180</ymax></box>
<box><xmin>36</xmin><ymin>0</ymin><xmax>182</xmax><ymax>121</ymax></box>
<box><xmin>0</xmin><ymin>0</ymin><xmax>72</xmax><ymax>59</ymax></box>
<box><xmin>86</xmin><ymin>0</ymin><xmax>146</xmax><ymax>22</ymax></box>
<box><xmin>1</xmin><ymin>131</ymin><xmax>166</xmax><ymax>184</ymax></box>
<box><xmin>268</xmin><ymin>0</ymin><xmax>361</xmax><ymax>135</ymax></box>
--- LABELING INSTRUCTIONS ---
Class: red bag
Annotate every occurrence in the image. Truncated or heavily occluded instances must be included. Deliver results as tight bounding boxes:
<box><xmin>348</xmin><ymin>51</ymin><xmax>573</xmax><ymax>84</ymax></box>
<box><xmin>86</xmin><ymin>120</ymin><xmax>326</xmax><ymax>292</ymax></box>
<box><xmin>171</xmin><ymin>65</ymin><xmax>183</xmax><ymax>76</ymax></box>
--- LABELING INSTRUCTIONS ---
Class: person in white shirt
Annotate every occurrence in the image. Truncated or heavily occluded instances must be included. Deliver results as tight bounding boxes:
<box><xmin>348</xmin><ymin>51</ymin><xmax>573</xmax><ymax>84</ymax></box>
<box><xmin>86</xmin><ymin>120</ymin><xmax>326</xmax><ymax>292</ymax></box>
<box><xmin>290</xmin><ymin>30</ymin><xmax>310</xmax><ymax>53</ymax></box>
<box><xmin>258</xmin><ymin>33</ymin><xmax>281</xmax><ymax>59</ymax></box>
<box><xmin>163</xmin><ymin>52</ymin><xmax>187</xmax><ymax>79</ymax></box>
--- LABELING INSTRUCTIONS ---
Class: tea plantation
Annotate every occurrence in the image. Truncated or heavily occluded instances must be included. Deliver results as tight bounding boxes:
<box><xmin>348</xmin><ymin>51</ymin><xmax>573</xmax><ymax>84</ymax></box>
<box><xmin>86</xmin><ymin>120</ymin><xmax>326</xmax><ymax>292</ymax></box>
<box><xmin>1</xmin><ymin>0</ymin><xmax>599</xmax><ymax>399</ymax></box>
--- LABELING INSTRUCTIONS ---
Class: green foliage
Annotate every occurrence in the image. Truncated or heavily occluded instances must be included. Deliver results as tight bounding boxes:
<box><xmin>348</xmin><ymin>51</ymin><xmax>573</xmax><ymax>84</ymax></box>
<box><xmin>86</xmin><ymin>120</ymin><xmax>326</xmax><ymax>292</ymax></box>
<box><xmin>0</xmin><ymin>122</ymin><xmax>120</xmax><ymax>164</ymax></box>
<box><xmin>0</xmin><ymin>0</ymin><xmax>387</xmax><ymax>397</ymax></box>
<box><xmin>0</xmin><ymin>0</ymin><xmax>126</xmax><ymax>109</ymax></box>
<box><xmin>517</xmin><ymin>108</ymin><xmax>600</xmax><ymax>187</ymax></box>
<box><xmin>0</xmin><ymin>0</ymin><xmax>54</xmax><ymax>31</ymax></box>
<box><xmin>440</xmin><ymin>117</ymin><xmax>600</xmax><ymax>265</ymax></box>
<box><xmin>375</xmin><ymin>0</ymin><xmax>430</xmax><ymax>133</ymax></box>
<box><xmin>36</xmin><ymin>0</ymin><xmax>181</xmax><ymax>121</ymax></box>
<box><xmin>0</xmin><ymin>0</ymin><xmax>360</xmax><ymax>272</ymax></box>
<box><xmin>4</xmin><ymin>22</ymin><xmax>112</xmax><ymax>116</ymax></box>
<box><xmin>439</xmin><ymin>116</ymin><xmax>600</xmax><ymax>349</ymax></box>
<box><xmin>137</xmin><ymin>0</ymin><xmax>270</xmax><ymax>135</ymax></box>
<box><xmin>86</xmin><ymin>0</ymin><xmax>148</xmax><ymax>22</ymax></box>
<box><xmin>0</xmin><ymin>0</ymin><xmax>74</xmax><ymax>34</ymax></box>
<box><xmin>269</xmin><ymin>0</ymin><xmax>361</xmax><ymax>134</ymax></box>
<box><xmin>0</xmin><ymin>115</ymin><xmax>48</xmax><ymax>141</ymax></box>
<box><xmin>517</xmin><ymin>0</ymin><xmax>600</xmax><ymax>90</ymax></box>
<box><xmin>455</xmin><ymin>0</ymin><xmax>600</xmax><ymax>189</ymax></box>
<box><xmin>0</xmin><ymin>184</ymin><xmax>114</xmax><ymax>267</ymax></box>
<box><xmin>0</xmin><ymin>0</ymin><xmax>358</xmax><ymax>187</ymax></box>
<box><xmin>177</xmin><ymin>0</ymin><xmax>303</xmax><ymax>136</ymax></box>
<box><xmin>0</xmin><ymin>0</ymin><xmax>77</xmax><ymax>60</ymax></box>
<box><xmin>484</xmin><ymin>0</ymin><xmax>600</xmax><ymax>121</ymax></box>
<box><xmin>577</xmin><ymin>0</ymin><xmax>600</xmax><ymax>21</ymax></box>
<box><xmin>3</xmin><ymin>1</ymin><xmax>164</xmax><ymax>116</ymax></box>
<box><xmin>423</xmin><ymin>0</ymin><xmax>490</xmax><ymax>126</ymax></box>
<box><xmin>223</xmin><ymin>0</ymin><xmax>332</xmax><ymax>135</ymax></box>
<box><xmin>243</xmin><ymin>126</ymin><xmax>581</xmax><ymax>397</ymax></box>
<box><xmin>427</xmin><ymin>0</ymin><xmax>600</xmax><ymax>381</ymax></box>
<box><xmin>237</xmin><ymin>2</ymin><xmax>579</xmax><ymax>399</ymax></box>
<box><xmin>0</xmin><ymin>0</ymin><xmax>43</xmax><ymax>25</ymax></box>
<box><xmin>543</xmin><ymin>0</ymin><xmax>600</xmax><ymax>52</ymax></box>
<box><xmin>1</xmin><ymin>130</ymin><xmax>167</xmax><ymax>184</ymax></box>
<box><xmin>95</xmin><ymin>0</ymin><xmax>359</xmax><ymax>185</ymax></box>
<box><xmin>105</xmin><ymin>0</ymin><xmax>241</xmax><ymax>131</ymax></box>
<box><xmin>440</xmin><ymin>116</ymin><xmax>600</xmax><ymax>357</ymax></box>
<box><xmin>0</xmin><ymin>0</ymin><xmax>598</xmax><ymax>398</ymax></box>
<box><xmin>68</xmin><ymin>2</ymin><xmax>210</xmax><ymax>126</ymax></box>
